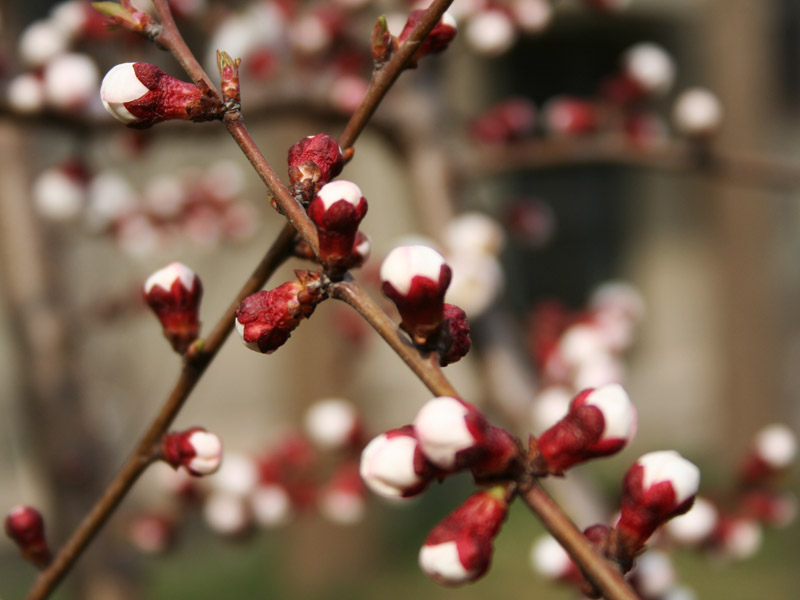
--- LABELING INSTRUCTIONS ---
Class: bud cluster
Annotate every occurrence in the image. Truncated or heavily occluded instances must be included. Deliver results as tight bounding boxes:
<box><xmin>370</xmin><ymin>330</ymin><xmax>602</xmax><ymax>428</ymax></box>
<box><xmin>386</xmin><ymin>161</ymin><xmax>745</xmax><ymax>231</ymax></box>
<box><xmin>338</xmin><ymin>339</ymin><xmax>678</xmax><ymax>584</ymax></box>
<box><xmin>380</xmin><ymin>245</ymin><xmax>471</xmax><ymax>365</ymax></box>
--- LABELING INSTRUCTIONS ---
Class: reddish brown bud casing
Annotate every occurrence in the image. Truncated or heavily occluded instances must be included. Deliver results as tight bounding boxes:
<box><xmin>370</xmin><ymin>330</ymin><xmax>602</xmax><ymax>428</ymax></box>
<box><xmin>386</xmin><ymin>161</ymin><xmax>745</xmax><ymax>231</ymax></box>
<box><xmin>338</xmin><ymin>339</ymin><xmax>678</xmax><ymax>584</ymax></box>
<box><xmin>288</xmin><ymin>134</ymin><xmax>344</xmax><ymax>200</ymax></box>
<box><xmin>438</xmin><ymin>303</ymin><xmax>471</xmax><ymax>366</ymax></box>
<box><xmin>143</xmin><ymin>262</ymin><xmax>203</xmax><ymax>354</ymax></box>
<box><xmin>101</xmin><ymin>62</ymin><xmax>221</xmax><ymax>129</ymax></box>
<box><xmin>419</xmin><ymin>488</ymin><xmax>509</xmax><ymax>585</ymax></box>
<box><xmin>398</xmin><ymin>11</ymin><xmax>458</xmax><ymax>68</ymax></box>
<box><xmin>5</xmin><ymin>506</ymin><xmax>51</xmax><ymax>568</ymax></box>
<box><xmin>235</xmin><ymin>272</ymin><xmax>324</xmax><ymax>354</ymax></box>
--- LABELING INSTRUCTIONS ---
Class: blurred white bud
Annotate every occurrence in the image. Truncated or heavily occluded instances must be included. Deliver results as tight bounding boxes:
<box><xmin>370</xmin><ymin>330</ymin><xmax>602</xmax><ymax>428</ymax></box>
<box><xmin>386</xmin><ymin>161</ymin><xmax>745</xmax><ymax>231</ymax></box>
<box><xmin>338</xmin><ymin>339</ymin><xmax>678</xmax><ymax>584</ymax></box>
<box><xmin>19</xmin><ymin>20</ymin><xmax>69</xmax><ymax>68</ymax></box>
<box><xmin>673</xmin><ymin>88</ymin><xmax>723</xmax><ymax>137</ymax></box>
<box><xmin>7</xmin><ymin>74</ymin><xmax>46</xmax><ymax>114</ymax></box>
<box><xmin>44</xmin><ymin>53</ymin><xmax>99</xmax><ymax>111</ymax></box>
<box><xmin>465</xmin><ymin>10</ymin><xmax>517</xmax><ymax>56</ymax></box>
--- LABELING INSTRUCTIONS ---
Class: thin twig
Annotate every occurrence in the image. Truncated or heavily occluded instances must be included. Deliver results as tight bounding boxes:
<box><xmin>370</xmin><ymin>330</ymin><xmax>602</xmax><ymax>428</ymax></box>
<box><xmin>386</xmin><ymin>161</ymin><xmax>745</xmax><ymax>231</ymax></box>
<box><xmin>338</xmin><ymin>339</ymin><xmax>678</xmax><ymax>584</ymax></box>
<box><xmin>518</xmin><ymin>480</ymin><xmax>641</xmax><ymax>600</ymax></box>
<box><xmin>330</xmin><ymin>277</ymin><xmax>458</xmax><ymax>397</ymax></box>
<box><xmin>338</xmin><ymin>0</ymin><xmax>455</xmax><ymax>151</ymax></box>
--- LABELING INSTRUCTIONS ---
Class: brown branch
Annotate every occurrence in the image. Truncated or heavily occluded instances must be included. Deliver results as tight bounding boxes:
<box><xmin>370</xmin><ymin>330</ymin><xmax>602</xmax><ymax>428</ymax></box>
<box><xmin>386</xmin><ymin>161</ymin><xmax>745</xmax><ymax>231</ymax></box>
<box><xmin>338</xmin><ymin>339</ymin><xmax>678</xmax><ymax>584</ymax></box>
<box><xmin>518</xmin><ymin>480</ymin><xmax>641</xmax><ymax>600</ymax></box>
<box><xmin>338</xmin><ymin>0</ymin><xmax>455</xmax><ymax>151</ymax></box>
<box><xmin>330</xmin><ymin>277</ymin><xmax>458</xmax><ymax>397</ymax></box>
<box><xmin>458</xmin><ymin>135</ymin><xmax>800</xmax><ymax>191</ymax></box>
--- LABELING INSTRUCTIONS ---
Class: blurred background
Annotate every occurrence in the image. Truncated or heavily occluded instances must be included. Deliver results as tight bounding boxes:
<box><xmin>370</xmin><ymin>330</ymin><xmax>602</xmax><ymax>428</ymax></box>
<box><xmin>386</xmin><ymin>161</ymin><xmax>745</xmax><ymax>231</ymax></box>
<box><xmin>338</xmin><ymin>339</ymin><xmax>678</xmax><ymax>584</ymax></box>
<box><xmin>0</xmin><ymin>0</ymin><xmax>798</xmax><ymax>598</ymax></box>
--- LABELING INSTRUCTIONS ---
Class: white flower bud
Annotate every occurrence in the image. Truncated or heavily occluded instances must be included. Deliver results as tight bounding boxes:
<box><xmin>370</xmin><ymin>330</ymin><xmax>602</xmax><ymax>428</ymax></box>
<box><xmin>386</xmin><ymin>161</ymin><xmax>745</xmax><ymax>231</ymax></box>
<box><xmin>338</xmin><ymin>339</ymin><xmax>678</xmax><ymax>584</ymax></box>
<box><xmin>316</xmin><ymin>180</ymin><xmax>364</xmax><ymax>210</ymax></box>
<box><xmin>632</xmin><ymin>551</ymin><xmax>675</xmax><ymax>598</ymax></box>
<box><xmin>753</xmin><ymin>424</ymin><xmax>797</xmax><ymax>469</ymax></box>
<box><xmin>673</xmin><ymin>88</ymin><xmax>723</xmax><ymax>136</ymax></box>
<box><xmin>19</xmin><ymin>20</ymin><xmax>69</xmax><ymax>68</ymax></box>
<box><xmin>144</xmin><ymin>262</ymin><xmax>197</xmax><ymax>294</ymax></box>
<box><xmin>319</xmin><ymin>489</ymin><xmax>365</xmax><ymax>525</ymax></box>
<box><xmin>250</xmin><ymin>484</ymin><xmax>292</xmax><ymax>527</ymax></box>
<box><xmin>623</xmin><ymin>43</ymin><xmax>675</xmax><ymax>96</ymax></box>
<box><xmin>186</xmin><ymin>430</ymin><xmax>223</xmax><ymax>475</ymax></box>
<box><xmin>100</xmin><ymin>63</ymin><xmax>149</xmax><ymax>124</ymax></box>
<box><xmin>530</xmin><ymin>386</ymin><xmax>572</xmax><ymax>432</ymax></box>
<box><xmin>512</xmin><ymin>0</ymin><xmax>552</xmax><ymax>34</ymax></box>
<box><xmin>530</xmin><ymin>535</ymin><xmax>572</xmax><ymax>579</ymax></box>
<box><xmin>665</xmin><ymin>496</ymin><xmax>718</xmax><ymax>544</ymax></box>
<box><xmin>381</xmin><ymin>245</ymin><xmax>447</xmax><ymax>296</ymax></box>
<box><xmin>419</xmin><ymin>541</ymin><xmax>473</xmax><ymax>584</ymax></box>
<box><xmin>32</xmin><ymin>167</ymin><xmax>85</xmax><ymax>221</ymax></box>
<box><xmin>360</xmin><ymin>431</ymin><xmax>426</xmax><ymax>499</ymax></box>
<box><xmin>638</xmin><ymin>450</ymin><xmax>700</xmax><ymax>505</ymax></box>
<box><xmin>304</xmin><ymin>398</ymin><xmax>359</xmax><ymax>450</ymax></box>
<box><xmin>583</xmin><ymin>384</ymin><xmax>636</xmax><ymax>442</ymax></box>
<box><xmin>465</xmin><ymin>10</ymin><xmax>517</xmax><ymax>56</ymax></box>
<box><xmin>210</xmin><ymin>453</ymin><xmax>259</xmax><ymax>497</ymax></box>
<box><xmin>442</xmin><ymin>212</ymin><xmax>505</xmax><ymax>258</ymax></box>
<box><xmin>86</xmin><ymin>170</ymin><xmax>138</xmax><ymax>231</ymax></box>
<box><xmin>7</xmin><ymin>74</ymin><xmax>46</xmax><ymax>114</ymax></box>
<box><xmin>203</xmin><ymin>492</ymin><xmax>250</xmax><ymax>536</ymax></box>
<box><xmin>413</xmin><ymin>396</ymin><xmax>481</xmax><ymax>470</ymax></box>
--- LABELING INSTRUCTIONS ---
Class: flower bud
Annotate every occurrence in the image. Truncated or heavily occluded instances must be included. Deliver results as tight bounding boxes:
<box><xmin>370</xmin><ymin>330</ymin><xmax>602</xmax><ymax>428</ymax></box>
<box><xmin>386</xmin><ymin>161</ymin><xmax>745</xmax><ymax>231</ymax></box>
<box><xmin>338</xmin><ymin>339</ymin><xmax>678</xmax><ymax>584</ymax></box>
<box><xmin>628</xmin><ymin>550</ymin><xmax>676</xmax><ymax>599</ymax></box>
<box><xmin>438</xmin><ymin>304</ymin><xmax>471</xmax><ymax>366</ymax></box>
<box><xmin>534</xmin><ymin>384</ymin><xmax>636</xmax><ymax>475</ymax></box>
<box><xmin>304</xmin><ymin>398</ymin><xmax>362</xmax><ymax>451</ymax></box>
<box><xmin>33</xmin><ymin>160</ymin><xmax>89</xmax><ymax>221</ymax></box>
<box><xmin>464</xmin><ymin>9</ymin><xmax>516</xmax><ymax>57</ymax></box>
<box><xmin>287</xmin><ymin>134</ymin><xmax>344</xmax><ymax>199</ymax></box>
<box><xmin>414</xmin><ymin>396</ymin><xmax>488</xmax><ymax>470</ymax></box>
<box><xmin>511</xmin><ymin>0</ymin><xmax>552</xmax><ymax>34</ymax></box>
<box><xmin>144</xmin><ymin>262</ymin><xmax>203</xmax><ymax>354</ymax></box>
<box><xmin>398</xmin><ymin>10</ymin><xmax>458</xmax><ymax>66</ymax></box>
<box><xmin>5</xmin><ymin>506</ymin><xmax>51</xmax><ymax>568</ymax></box>
<box><xmin>469</xmin><ymin>98</ymin><xmax>536</xmax><ymax>144</ymax></box>
<box><xmin>739</xmin><ymin>423</ymin><xmax>797</xmax><ymax>485</ymax></box>
<box><xmin>101</xmin><ymin>62</ymin><xmax>221</xmax><ymax>129</ymax></box>
<box><xmin>203</xmin><ymin>492</ymin><xmax>251</xmax><ymax>537</ymax></box>
<box><xmin>419</xmin><ymin>488</ymin><xmax>509</xmax><ymax>585</ymax></box>
<box><xmin>235</xmin><ymin>272</ymin><xmax>324</xmax><ymax>354</ymax></box>
<box><xmin>128</xmin><ymin>513</ymin><xmax>176</xmax><ymax>555</ymax></box>
<box><xmin>381</xmin><ymin>245</ymin><xmax>452</xmax><ymax>344</ymax></box>
<box><xmin>664</xmin><ymin>496</ymin><xmax>718</xmax><ymax>545</ymax></box>
<box><xmin>250</xmin><ymin>484</ymin><xmax>293</xmax><ymax>528</ymax></box>
<box><xmin>319</xmin><ymin>462</ymin><xmax>366</xmax><ymax>525</ymax></box>
<box><xmin>611</xmin><ymin>450</ymin><xmax>700</xmax><ymax>568</ymax></box>
<box><xmin>543</xmin><ymin>97</ymin><xmax>598</xmax><ymax>136</ymax></box>
<box><xmin>710</xmin><ymin>516</ymin><xmax>763</xmax><ymax>561</ymax></box>
<box><xmin>672</xmin><ymin>88</ymin><xmax>723</xmax><ymax>138</ymax></box>
<box><xmin>360</xmin><ymin>426</ymin><xmax>438</xmax><ymax>499</ymax></box>
<box><xmin>307</xmin><ymin>180</ymin><xmax>368</xmax><ymax>270</ymax></box>
<box><xmin>530</xmin><ymin>534</ymin><xmax>577</xmax><ymax>583</ymax></box>
<box><xmin>162</xmin><ymin>427</ymin><xmax>223</xmax><ymax>476</ymax></box>
<box><xmin>43</xmin><ymin>52</ymin><xmax>99</xmax><ymax>111</ymax></box>
<box><xmin>740</xmin><ymin>490</ymin><xmax>798</xmax><ymax>528</ymax></box>
<box><xmin>622</xmin><ymin>43</ymin><xmax>675</xmax><ymax>97</ymax></box>
<box><xmin>7</xmin><ymin>74</ymin><xmax>46</xmax><ymax>114</ymax></box>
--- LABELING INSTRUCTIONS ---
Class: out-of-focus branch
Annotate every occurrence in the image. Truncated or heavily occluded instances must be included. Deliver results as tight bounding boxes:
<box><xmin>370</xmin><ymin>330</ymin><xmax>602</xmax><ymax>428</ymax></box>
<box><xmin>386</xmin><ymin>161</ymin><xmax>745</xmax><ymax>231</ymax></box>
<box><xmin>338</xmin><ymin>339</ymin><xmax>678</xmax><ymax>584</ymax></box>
<box><xmin>457</xmin><ymin>135</ymin><xmax>800</xmax><ymax>190</ymax></box>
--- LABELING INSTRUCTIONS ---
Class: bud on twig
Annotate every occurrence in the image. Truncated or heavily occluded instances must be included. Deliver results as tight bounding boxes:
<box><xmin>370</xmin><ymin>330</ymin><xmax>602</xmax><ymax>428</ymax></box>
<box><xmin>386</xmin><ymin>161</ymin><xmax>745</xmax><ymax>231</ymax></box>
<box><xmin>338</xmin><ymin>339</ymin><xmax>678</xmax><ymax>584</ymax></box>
<box><xmin>418</xmin><ymin>487</ymin><xmax>509</xmax><ymax>585</ymax></box>
<box><xmin>216</xmin><ymin>50</ymin><xmax>241</xmax><ymax>106</ymax></box>
<box><xmin>738</xmin><ymin>423</ymin><xmax>797</xmax><ymax>486</ymax></box>
<box><xmin>371</xmin><ymin>16</ymin><xmax>397</xmax><ymax>68</ymax></box>
<box><xmin>360</xmin><ymin>426</ymin><xmax>439</xmax><ymax>499</ymax></box>
<box><xmin>288</xmin><ymin>134</ymin><xmax>344</xmax><ymax>201</ymax></box>
<box><xmin>92</xmin><ymin>0</ymin><xmax>157</xmax><ymax>37</ymax></box>
<box><xmin>398</xmin><ymin>10</ymin><xmax>457</xmax><ymax>68</ymax></box>
<box><xmin>143</xmin><ymin>262</ymin><xmax>203</xmax><ymax>354</ymax></box>
<box><xmin>381</xmin><ymin>245</ymin><xmax>452</xmax><ymax>345</ymax></box>
<box><xmin>235</xmin><ymin>271</ymin><xmax>324</xmax><ymax>354</ymax></box>
<box><xmin>438</xmin><ymin>304</ymin><xmax>471</xmax><ymax>366</ymax></box>
<box><xmin>101</xmin><ymin>62</ymin><xmax>222</xmax><ymax>129</ymax></box>
<box><xmin>533</xmin><ymin>384</ymin><xmax>636</xmax><ymax>475</ymax></box>
<box><xmin>5</xmin><ymin>506</ymin><xmax>51</xmax><ymax>568</ymax></box>
<box><xmin>610</xmin><ymin>450</ymin><xmax>700</xmax><ymax>569</ymax></box>
<box><xmin>307</xmin><ymin>180</ymin><xmax>368</xmax><ymax>272</ymax></box>
<box><xmin>304</xmin><ymin>398</ymin><xmax>362</xmax><ymax>451</ymax></box>
<box><xmin>162</xmin><ymin>427</ymin><xmax>223</xmax><ymax>476</ymax></box>
<box><xmin>413</xmin><ymin>396</ymin><xmax>520</xmax><ymax>477</ymax></box>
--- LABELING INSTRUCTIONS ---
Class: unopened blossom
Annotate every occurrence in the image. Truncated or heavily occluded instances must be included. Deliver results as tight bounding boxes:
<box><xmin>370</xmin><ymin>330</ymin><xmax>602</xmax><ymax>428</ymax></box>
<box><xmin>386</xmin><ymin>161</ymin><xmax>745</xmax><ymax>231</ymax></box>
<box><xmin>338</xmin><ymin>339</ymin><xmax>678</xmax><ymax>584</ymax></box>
<box><xmin>32</xmin><ymin>161</ymin><xmax>88</xmax><ymax>221</ymax></box>
<box><xmin>739</xmin><ymin>423</ymin><xmax>797</xmax><ymax>484</ymax></box>
<box><xmin>307</xmin><ymin>180</ymin><xmax>368</xmax><ymax>271</ymax></box>
<box><xmin>710</xmin><ymin>515</ymin><xmax>763</xmax><ymax>561</ymax></box>
<box><xmin>534</xmin><ymin>384</ymin><xmax>636</xmax><ymax>475</ymax></box>
<box><xmin>43</xmin><ymin>52</ymin><xmax>99</xmax><ymax>111</ymax></box>
<box><xmin>628</xmin><ymin>550</ymin><xmax>676</xmax><ymax>599</ymax></box>
<box><xmin>438</xmin><ymin>304</ymin><xmax>472</xmax><ymax>367</ymax></box>
<box><xmin>143</xmin><ymin>262</ymin><xmax>203</xmax><ymax>354</ymax></box>
<box><xmin>611</xmin><ymin>450</ymin><xmax>700</xmax><ymax>568</ymax></box>
<box><xmin>5</xmin><ymin>506</ymin><xmax>51</xmax><ymax>568</ymax></box>
<box><xmin>413</xmin><ymin>396</ymin><xmax>519</xmax><ymax>476</ymax></box>
<box><xmin>101</xmin><ymin>62</ymin><xmax>221</xmax><ymax>129</ymax></box>
<box><xmin>381</xmin><ymin>245</ymin><xmax>452</xmax><ymax>344</ymax></box>
<box><xmin>419</xmin><ymin>487</ymin><xmax>509</xmax><ymax>585</ymax></box>
<box><xmin>203</xmin><ymin>492</ymin><xmax>251</xmax><ymax>537</ymax></box>
<box><xmin>543</xmin><ymin>97</ymin><xmax>598</xmax><ymax>136</ymax></box>
<box><xmin>511</xmin><ymin>0</ymin><xmax>552</xmax><ymax>34</ymax></box>
<box><xmin>672</xmin><ymin>88</ymin><xmax>723</xmax><ymax>137</ymax></box>
<box><xmin>128</xmin><ymin>513</ymin><xmax>176</xmax><ymax>555</ymax></box>
<box><xmin>445</xmin><ymin>253</ymin><xmax>504</xmax><ymax>318</ymax></box>
<box><xmin>250</xmin><ymin>484</ymin><xmax>293</xmax><ymax>527</ymax></box>
<box><xmin>7</xmin><ymin>74</ymin><xmax>46</xmax><ymax>114</ymax></box>
<box><xmin>442</xmin><ymin>212</ymin><xmax>506</xmax><ymax>258</ymax></box>
<box><xmin>319</xmin><ymin>462</ymin><xmax>366</xmax><ymax>525</ymax></box>
<box><xmin>161</xmin><ymin>427</ymin><xmax>223</xmax><ymax>476</ymax></box>
<box><xmin>665</xmin><ymin>496</ymin><xmax>718</xmax><ymax>545</ymax></box>
<box><xmin>464</xmin><ymin>9</ymin><xmax>516</xmax><ymax>57</ymax></box>
<box><xmin>304</xmin><ymin>398</ymin><xmax>362</xmax><ymax>451</ymax></box>
<box><xmin>235</xmin><ymin>272</ymin><xmax>324</xmax><ymax>354</ymax></box>
<box><xmin>360</xmin><ymin>426</ymin><xmax>438</xmax><ymax>499</ymax></box>
<box><xmin>398</xmin><ymin>10</ymin><xmax>458</xmax><ymax>66</ymax></box>
<box><xmin>19</xmin><ymin>20</ymin><xmax>69</xmax><ymax>68</ymax></box>
<box><xmin>287</xmin><ymin>134</ymin><xmax>344</xmax><ymax>199</ymax></box>
<box><xmin>470</xmin><ymin>98</ymin><xmax>537</xmax><ymax>144</ymax></box>
<box><xmin>530</xmin><ymin>535</ymin><xmax>577</xmax><ymax>582</ymax></box>
<box><xmin>622</xmin><ymin>43</ymin><xmax>675</xmax><ymax>97</ymax></box>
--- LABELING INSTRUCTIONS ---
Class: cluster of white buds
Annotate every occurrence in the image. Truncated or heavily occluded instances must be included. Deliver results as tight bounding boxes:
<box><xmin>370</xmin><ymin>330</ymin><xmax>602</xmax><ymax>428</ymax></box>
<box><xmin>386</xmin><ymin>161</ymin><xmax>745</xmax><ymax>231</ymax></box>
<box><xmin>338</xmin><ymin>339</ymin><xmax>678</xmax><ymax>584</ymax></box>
<box><xmin>534</xmin><ymin>281</ymin><xmax>645</xmax><ymax>391</ymax></box>
<box><xmin>360</xmin><ymin>397</ymin><xmax>520</xmax><ymax>502</ymax></box>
